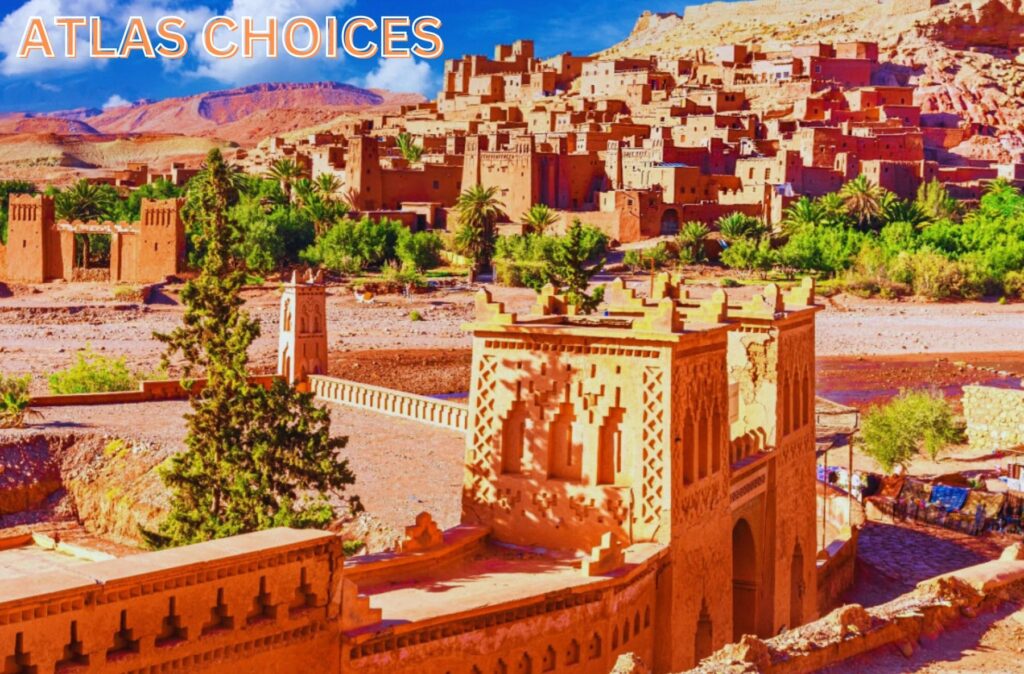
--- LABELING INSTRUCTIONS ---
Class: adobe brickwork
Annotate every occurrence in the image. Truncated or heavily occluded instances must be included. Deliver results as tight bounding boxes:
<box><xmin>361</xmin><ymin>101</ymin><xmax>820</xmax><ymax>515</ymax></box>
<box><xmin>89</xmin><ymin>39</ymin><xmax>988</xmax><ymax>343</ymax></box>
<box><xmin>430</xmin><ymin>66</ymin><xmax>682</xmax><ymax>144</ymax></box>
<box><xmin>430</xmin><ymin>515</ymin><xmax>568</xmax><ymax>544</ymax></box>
<box><xmin>0</xmin><ymin>194</ymin><xmax>185</xmax><ymax>285</ymax></box>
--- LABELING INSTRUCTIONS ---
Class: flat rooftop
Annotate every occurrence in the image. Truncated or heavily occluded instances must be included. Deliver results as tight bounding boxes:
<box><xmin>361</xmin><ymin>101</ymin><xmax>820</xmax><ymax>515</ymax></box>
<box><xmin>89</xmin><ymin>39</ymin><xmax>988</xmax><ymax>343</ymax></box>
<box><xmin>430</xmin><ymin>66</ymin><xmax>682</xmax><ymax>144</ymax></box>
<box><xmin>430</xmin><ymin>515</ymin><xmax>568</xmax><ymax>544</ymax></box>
<box><xmin>0</xmin><ymin>531</ymin><xmax>118</xmax><ymax>582</ymax></box>
<box><xmin>360</xmin><ymin>541</ymin><xmax>664</xmax><ymax>626</ymax></box>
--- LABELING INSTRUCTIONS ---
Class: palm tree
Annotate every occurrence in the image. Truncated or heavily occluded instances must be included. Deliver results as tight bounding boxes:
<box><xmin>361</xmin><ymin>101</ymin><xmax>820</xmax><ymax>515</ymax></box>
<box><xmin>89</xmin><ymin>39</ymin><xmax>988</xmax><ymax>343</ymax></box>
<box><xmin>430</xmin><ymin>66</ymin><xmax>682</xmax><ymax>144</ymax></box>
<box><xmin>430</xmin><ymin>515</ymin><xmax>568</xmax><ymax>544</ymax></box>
<box><xmin>315</xmin><ymin>173</ymin><xmax>343</xmax><ymax>201</ymax></box>
<box><xmin>521</xmin><ymin>203</ymin><xmax>559</xmax><ymax>235</ymax></box>
<box><xmin>54</xmin><ymin>180</ymin><xmax>118</xmax><ymax>268</ymax></box>
<box><xmin>715</xmin><ymin>212</ymin><xmax>763</xmax><ymax>243</ymax></box>
<box><xmin>780</xmin><ymin>196</ymin><xmax>823</xmax><ymax>234</ymax></box>
<box><xmin>395</xmin><ymin>132</ymin><xmax>424</xmax><ymax>163</ymax></box>
<box><xmin>881</xmin><ymin>195</ymin><xmax>930</xmax><ymax>229</ymax></box>
<box><xmin>839</xmin><ymin>176</ymin><xmax>884</xmax><ymax>230</ymax></box>
<box><xmin>340</xmin><ymin>186</ymin><xmax>362</xmax><ymax>211</ymax></box>
<box><xmin>816</xmin><ymin>192</ymin><xmax>849</xmax><ymax>227</ymax></box>
<box><xmin>265</xmin><ymin>158</ymin><xmax>302</xmax><ymax>202</ymax></box>
<box><xmin>302</xmin><ymin>193</ymin><xmax>347</xmax><ymax>238</ymax></box>
<box><xmin>454</xmin><ymin>184</ymin><xmax>507</xmax><ymax>279</ymax></box>
<box><xmin>292</xmin><ymin>178</ymin><xmax>315</xmax><ymax>208</ymax></box>
<box><xmin>915</xmin><ymin>179</ymin><xmax>963</xmax><ymax>223</ymax></box>
<box><xmin>54</xmin><ymin>179</ymin><xmax>116</xmax><ymax>222</ymax></box>
<box><xmin>677</xmin><ymin>221</ymin><xmax>709</xmax><ymax>262</ymax></box>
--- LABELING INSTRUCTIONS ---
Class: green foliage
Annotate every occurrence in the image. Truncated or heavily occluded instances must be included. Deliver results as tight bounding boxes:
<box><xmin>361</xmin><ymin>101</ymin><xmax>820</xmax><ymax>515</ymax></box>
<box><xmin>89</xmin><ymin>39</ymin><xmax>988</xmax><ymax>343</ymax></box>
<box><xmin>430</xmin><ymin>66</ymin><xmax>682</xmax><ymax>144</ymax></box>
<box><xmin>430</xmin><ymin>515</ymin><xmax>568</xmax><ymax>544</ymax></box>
<box><xmin>381</xmin><ymin>261</ymin><xmax>427</xmax><ymax>288</ymax></box>
<box><xmin>677</xmin><ymin>221</ymin><xmax>710</xmax><ymax>262</ymax></box>
<box><xmin>396</xmin><ymin>231</ymin><xmax>443</xmax><ymax>271</ymax></box>
<box><xmin>548</xmin><ymin>219</ymin><xmax>608</xmax><ymax>314</ymax></box>
<box><xmin>147</xmin><ymin>148</ymin><xmax>353</xmax><ymax>549</ymax></box>
<box><xmin>720</xmin><ymin>237</ymin><xmax>775</xmax><ymax>275</ymax></box>
<box><xmin>838</xmin><ymin>175</ymin><xmax>884</xmax><ymax>230</ymax></box>
<box><xmin>623</xmin><ymin>243</ymin><xmax>671</xmax><ymax>271</ymax></box>
<box><xmin>115</xmin><ymin>178</ymin><xmax>182</xmax><ymax>222</ymax></box>
<box><xmin>409</xmin><ymin>310</ymin><xmax>423</xmax><ymax>322</ymax></box>
<box><xmin>915</xmin><ymin>179</ymin><xmax>962</xmax><ymax>223</ymax></box>
<box><xmin>0</xmin><ymin>180</ymin><xmax>36</xmax><ymax>244</ymax></box>
<box><xmin>720</xmin><ymin>278</ymin><xmax>741</xmax><ymax>288</ymax></box>
<box><xmin>0</xmin><ymin>374</ymin><xmax>33</xmax><ymax>429</ymax></box>
<box><xmin>1004</xmin><ymin>270</ymin><xmax>1024</xmax><ymax>299</ymax></box>
<box><xmin>53</xmin><ymin>180</ymin><xmax>118</xmax><ymax>222</ymax></box>
<box><xmin>860</xmin><ymin>390</ymin><xmax>960</xmax><ymax>473</ymax></box>
<box><xmin>453</xmin><ymin>185</ymin><xmax>507</xmax><ymax>272</ymax></box>
<box><xmin>48</xmin><ymin>347</ymin><xmax>138</xmax><ymax>394</ymax></box>
<box><xmin>342</xmin><ymin>539</ymin><xmax>365</xmax><ymax>556</ymax></box>
<box><xmin>494</xmin><ymin>233</ymin><xmax>559</xmax><ymax>289</ymax></box>
<box><xmin>396</xmin><ymin>133</ymin><xmax>424</xmax><ymax>163</ymax></box>
<box><xmin>521</xmin><ymin>204</ymin><xmax>559</xmax><ymax>235</ymax></box>
<box><xmin>716</xmin><ymin>212</ymin><xmax>764</xmax><ymax>243</ymax></box>
<box><xmin>300</xmin><ymin>217</ymin><xmax>407</xmax><ymax>273</ymax></box>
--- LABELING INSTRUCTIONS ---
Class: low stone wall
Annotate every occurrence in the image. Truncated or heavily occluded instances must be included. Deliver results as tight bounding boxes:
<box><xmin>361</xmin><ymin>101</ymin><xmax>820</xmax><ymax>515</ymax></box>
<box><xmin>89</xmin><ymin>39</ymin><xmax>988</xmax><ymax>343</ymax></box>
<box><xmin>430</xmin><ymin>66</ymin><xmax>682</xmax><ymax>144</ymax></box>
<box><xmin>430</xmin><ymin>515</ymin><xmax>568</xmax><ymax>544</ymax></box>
<box><xmin>816</xmin><ymin>528</ymin><xmax>859</xmax><ymax>616</ymax></box>
<box><xmin>963</xmin><ymin>385</ymin><xmax>1024</xmax><ymax>451</ymax></box>
<box><xmin>309</xmin><ymin>375</ymin><xmax>469</xmax><ymax>432</ymax></box>
<box><xmin>29</xmin><ymin>374</ymin><xmax>280</xmax><ymax>407</ymax></box>
<box><xmin>689</xmin><ymin>550</ymin><xmax>1024</xmax><ymax>674</ymax></box>
<box><xmin>0</xmin><ymin>528</ymin><xmax>343</xmax><ymax>674</ymax></box>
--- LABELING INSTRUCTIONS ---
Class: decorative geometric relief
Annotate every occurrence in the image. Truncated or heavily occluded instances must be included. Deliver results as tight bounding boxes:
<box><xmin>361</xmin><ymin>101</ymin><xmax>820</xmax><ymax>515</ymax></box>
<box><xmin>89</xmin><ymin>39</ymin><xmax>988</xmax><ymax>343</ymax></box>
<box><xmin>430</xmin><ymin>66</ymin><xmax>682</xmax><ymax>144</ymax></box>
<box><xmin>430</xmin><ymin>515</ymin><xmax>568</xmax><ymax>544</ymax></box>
<box><xmin>639</xmin><ymin>366</ymin><xmax>665</xmax><ymax>527</ymax></box>
<box><xmin>469</xmin><ymin>355</ymin><xmax>498</xmax><ymax>502</ymax></box>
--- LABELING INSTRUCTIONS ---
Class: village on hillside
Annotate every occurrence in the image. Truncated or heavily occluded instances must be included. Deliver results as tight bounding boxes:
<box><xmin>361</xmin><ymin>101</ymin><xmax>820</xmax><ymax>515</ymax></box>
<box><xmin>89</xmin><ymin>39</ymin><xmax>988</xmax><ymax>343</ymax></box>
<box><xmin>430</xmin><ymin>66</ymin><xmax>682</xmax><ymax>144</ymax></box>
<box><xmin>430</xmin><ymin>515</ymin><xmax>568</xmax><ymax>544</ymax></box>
<box><xmin>1</xmin><ymin>0</ymin><xmax>1024</xmax><ymax>672</ymax></box>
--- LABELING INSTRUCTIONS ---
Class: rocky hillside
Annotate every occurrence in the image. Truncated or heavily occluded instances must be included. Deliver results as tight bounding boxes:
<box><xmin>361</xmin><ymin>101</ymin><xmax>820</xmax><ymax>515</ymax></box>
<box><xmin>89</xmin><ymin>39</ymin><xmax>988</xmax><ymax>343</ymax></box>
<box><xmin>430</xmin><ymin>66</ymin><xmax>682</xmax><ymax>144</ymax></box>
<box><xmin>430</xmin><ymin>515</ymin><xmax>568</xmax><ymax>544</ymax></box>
<box><xmin>608</xmin><ymin>0</ymin><xmax>1024</xmax><ymax>161</ymax></box>
<box><xmin>6</xmin><ymin>82</ymin><xmax>424</xmax><ymax>147</ymax></box>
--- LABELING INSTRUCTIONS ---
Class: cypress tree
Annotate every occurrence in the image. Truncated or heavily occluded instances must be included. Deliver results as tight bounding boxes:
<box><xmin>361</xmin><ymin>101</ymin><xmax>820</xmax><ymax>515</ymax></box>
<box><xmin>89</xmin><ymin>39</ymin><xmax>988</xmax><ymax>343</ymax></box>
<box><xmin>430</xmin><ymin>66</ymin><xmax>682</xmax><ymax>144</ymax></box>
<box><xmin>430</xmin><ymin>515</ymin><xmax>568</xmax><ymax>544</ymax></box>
<box><xmin>145</xmin><ymin>149</ymin><xmax>353</xmax><ymax>548</ymax></box>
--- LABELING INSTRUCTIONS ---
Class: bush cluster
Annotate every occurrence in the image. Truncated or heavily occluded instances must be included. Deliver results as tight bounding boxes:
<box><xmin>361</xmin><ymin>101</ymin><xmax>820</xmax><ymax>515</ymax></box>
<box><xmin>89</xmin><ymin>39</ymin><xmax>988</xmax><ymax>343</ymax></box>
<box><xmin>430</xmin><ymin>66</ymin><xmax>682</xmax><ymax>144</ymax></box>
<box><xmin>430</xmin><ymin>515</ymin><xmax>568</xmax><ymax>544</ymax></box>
<box><xmin>860</xmin><ymin>390</ymin><xmax>961</xmax><ymax>474</ymax></box>
<box><xmin>48</xmin><ymin>347</ymin><xmax>140</xmax><ymax>395</ymax></box>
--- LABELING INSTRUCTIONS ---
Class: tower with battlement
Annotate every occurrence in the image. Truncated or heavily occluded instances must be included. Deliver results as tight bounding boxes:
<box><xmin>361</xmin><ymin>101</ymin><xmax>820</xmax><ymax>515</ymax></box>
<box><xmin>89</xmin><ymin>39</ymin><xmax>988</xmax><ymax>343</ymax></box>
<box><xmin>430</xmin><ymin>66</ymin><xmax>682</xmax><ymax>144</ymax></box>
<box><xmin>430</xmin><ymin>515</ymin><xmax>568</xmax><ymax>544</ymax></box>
<box><xmin>461</xmin><ymin>276</ymin><xmax>821</xmax><ymax>670</ymax></box>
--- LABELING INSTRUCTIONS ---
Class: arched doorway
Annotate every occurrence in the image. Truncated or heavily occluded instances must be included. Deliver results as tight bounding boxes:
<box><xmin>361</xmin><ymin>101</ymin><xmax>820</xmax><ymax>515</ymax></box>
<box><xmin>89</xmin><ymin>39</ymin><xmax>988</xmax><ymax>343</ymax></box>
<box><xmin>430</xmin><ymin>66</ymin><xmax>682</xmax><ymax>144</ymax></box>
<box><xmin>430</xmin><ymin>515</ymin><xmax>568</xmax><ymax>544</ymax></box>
<box><xmin>732</xmin><ymin>518</ymin><xmax>757</xmax><ymax>641</ymax></box>
<box><xmin>660</xmin><ymin>208</ymin><xmax>680</xmax><ymax>235</ymax></box>
<box><xmin>790</xmin><ymin>541</ymin><xmax>805</xmax><ymax>627</ymax></box>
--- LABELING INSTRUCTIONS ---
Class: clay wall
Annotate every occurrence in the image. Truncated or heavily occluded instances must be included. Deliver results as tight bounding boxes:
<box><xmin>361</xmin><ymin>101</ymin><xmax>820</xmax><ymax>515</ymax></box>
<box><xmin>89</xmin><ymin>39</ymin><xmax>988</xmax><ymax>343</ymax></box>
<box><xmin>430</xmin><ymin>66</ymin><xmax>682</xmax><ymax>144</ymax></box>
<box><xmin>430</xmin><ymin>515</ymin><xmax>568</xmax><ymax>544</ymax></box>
<box><xmin>963</xmin><ymin>385</ymin><xmax>1024</xmax><ymax>452</ymax></box>
<box><xmin>4</xmin><ymin>194</ymin><xmax>59</xmax><ymax>283</ymax></box>
<box><xmin>0</xmin><ymin>528</ymin><xmax>341</xmax><ymax>674</ymax></box>
<box><xmin>345</xmin><ymin>552</ymin><xmax>662</xmax><ymax>674</ymax></box>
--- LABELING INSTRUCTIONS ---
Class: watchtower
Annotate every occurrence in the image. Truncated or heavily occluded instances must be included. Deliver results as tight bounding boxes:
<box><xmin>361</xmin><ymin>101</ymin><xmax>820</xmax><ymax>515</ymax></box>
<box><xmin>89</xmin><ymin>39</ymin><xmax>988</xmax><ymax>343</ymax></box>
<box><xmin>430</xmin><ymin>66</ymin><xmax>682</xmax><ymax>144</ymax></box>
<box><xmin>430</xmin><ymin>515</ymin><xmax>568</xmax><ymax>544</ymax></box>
<box><xmin>278</xmin><ymin>270</ymin><xmax>328</xmax><ymax>386</ymax></box>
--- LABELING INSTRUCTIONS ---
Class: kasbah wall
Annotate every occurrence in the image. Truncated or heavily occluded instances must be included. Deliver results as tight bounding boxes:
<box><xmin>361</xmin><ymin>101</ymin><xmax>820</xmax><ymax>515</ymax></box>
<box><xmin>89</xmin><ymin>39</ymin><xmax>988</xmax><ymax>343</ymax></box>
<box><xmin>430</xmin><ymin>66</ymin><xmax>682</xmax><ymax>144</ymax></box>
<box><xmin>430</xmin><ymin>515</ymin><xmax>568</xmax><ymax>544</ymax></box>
<box><xmin>0</xmin><ymin>194</ymin><xmax>184</xmax><ymax>284</ymax></box>
<box><xmin>0</xmin><ymin>275</ymin><xmax>829</xmax><ymax>674</ymax></box>
<box><xmin>963</xmin><ymin>385</ymin><xmax>1024</xmax><ymax>452</ymax></box>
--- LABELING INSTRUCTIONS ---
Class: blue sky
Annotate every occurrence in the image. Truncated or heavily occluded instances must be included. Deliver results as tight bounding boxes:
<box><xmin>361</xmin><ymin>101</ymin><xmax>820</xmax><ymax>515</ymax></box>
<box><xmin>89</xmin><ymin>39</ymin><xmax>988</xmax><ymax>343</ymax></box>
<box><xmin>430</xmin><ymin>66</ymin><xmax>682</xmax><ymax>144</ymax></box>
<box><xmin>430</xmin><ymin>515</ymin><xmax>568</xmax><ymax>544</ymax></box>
<box><xmin>0</xmin><ymin>0</ymin><xmax>685</xmax><ymax>113</ymax></box>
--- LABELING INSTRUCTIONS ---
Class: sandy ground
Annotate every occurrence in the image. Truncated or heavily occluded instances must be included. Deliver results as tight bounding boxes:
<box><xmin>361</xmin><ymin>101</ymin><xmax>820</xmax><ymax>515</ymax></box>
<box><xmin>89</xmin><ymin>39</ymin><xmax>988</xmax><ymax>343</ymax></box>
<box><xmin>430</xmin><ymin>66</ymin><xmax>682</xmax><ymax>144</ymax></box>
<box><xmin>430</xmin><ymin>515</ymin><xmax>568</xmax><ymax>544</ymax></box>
<box><xmin>2</xmin><ymin>280</ymin><xmax>1023</xmax><ymax>395</ymax></box>
<box><xmin>27</xmin><ymin>400</ymin><xmax>465</xmax><ymax>536</ymax></box>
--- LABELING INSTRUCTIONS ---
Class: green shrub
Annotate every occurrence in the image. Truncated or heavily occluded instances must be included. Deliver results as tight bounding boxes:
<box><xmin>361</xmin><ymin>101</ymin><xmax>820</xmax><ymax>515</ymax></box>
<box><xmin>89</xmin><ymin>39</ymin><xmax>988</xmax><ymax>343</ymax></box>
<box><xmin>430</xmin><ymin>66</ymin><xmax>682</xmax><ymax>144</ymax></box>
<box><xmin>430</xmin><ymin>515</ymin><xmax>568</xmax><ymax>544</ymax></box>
<box><xmin>860</xmin><ymin>390</ymin><xmax>960</xmax><ymax>473</ymax></box>
<box><xmin>396</xmin><ymin>230</ymin><xmax>443</xmax><ymax>271</ymax></box>
<box><xmin>112</xmin><ymin>285</ymin><xmax>144</xmax><ymax>302</ymax></box>
<box><xmin>623</xmin><ymin>243</ymin><xmax>671</xmax><ymax>271</ymax></box>
<box><xmin>0</xmin><ymin>374</ymin><xmax>33</xmax><ymax>428</ymax></box>
<box><xmin>720</xmin><ymin>278</ymin><xmax>741</xmax><ymax>288</ymax></box>
<box><xmin>381</xmin><ymin>261</ymin><xmax>427</xmax><ymax>288</ymax></box>
<box><xmin>1004</xmin><ymin>270</ymin><xmax>1024</xmax><ymax>298</ymax></box>
<box><xmin>301</xmin><ymin>217</ymin><xmax>406</xmax><ymax>273</ymax></box>
<box><xmin>48</xmin><ymin>347</ymin><xmax>139</xmax><ymax>394</ymax></box>
<box><xmin>720</xmin><ymin>238</ymin><xmax>775</xmax><ymax>275</ymax></box>
<box><xmin>409</xmin><ymin>310</ymin><xmax>423</xmax><ymax>321</ymax></box>
<box><xmin>889</xmin><ymin>249</ymin><xmax>966</xmax><ymax>300</ymax></box>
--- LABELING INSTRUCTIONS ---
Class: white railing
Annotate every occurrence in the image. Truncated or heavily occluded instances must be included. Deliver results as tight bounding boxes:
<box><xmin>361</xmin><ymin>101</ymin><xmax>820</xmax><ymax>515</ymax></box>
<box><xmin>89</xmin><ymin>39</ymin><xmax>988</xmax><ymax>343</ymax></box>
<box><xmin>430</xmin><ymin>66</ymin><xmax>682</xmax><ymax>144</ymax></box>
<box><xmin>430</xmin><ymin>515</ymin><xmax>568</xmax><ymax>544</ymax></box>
<box><xmin>309</xmin><ymin>375</ymin><xmax>469</xmax><ymax>433</ymax></box>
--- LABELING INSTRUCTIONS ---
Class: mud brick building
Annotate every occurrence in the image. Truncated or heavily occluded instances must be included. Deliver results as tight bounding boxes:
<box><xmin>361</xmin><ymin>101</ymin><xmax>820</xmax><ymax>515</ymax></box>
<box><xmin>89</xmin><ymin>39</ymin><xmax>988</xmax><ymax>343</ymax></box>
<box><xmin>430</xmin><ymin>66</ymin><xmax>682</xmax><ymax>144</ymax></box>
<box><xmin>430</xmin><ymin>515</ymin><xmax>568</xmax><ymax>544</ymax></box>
<box><xmin>0</xmin><ymin>194</ymin><xmax>185</xmax><ymax>284</ymax></box>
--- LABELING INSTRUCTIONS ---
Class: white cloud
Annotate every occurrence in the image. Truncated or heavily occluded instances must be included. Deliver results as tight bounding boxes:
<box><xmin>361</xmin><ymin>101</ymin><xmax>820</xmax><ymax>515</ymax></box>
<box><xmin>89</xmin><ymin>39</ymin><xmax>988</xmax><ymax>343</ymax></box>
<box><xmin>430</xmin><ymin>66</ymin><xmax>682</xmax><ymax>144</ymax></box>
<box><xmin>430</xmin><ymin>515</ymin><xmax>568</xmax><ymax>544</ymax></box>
<box><xmin>102</xmin><ymin>93</ymin><xmax>130</xmax><ymax>109</ymax></box>
<box><xmin>362</xmin><ymin>57</ymin><xmax>436</xmax><ymax>96</ymax></box>
<box><xmin>0</xmin><ymin>0</ymin><xmax>115</xmax><ymax>75</ymax></box>
<box><xmin>189</xmin><ymin>0</ymin><xmax>354</xmax><ymax>86</ymax></box>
